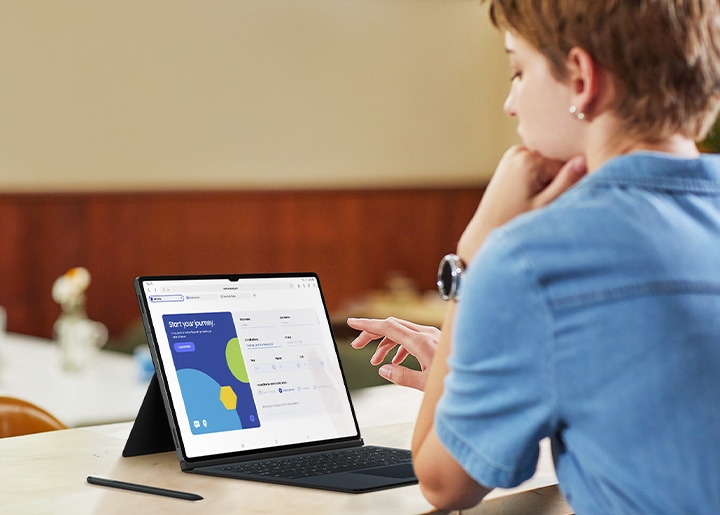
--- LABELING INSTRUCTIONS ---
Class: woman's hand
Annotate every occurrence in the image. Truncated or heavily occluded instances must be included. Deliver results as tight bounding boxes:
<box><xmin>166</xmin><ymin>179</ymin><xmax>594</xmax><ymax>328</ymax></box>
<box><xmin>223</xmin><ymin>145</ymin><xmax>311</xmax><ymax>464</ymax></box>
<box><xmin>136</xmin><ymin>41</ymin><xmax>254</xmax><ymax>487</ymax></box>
<box><xmin>457</xmin><ymin>146</ymin><xmax>587</xmax><ymax>261</ymax></box>
<box><xmin>347</xmin><ymin>317</ymin><xmax>440</xmax><ymax>391</ymax></box>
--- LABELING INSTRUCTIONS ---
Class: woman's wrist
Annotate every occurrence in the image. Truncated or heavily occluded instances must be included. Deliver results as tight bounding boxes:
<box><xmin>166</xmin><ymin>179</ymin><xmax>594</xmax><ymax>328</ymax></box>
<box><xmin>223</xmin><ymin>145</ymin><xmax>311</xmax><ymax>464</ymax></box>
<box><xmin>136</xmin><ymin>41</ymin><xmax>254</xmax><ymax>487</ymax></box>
<box><xmin>456</xmin><ymin>222</ymin><xmax>492</xmax><ymax>265</ymax></box>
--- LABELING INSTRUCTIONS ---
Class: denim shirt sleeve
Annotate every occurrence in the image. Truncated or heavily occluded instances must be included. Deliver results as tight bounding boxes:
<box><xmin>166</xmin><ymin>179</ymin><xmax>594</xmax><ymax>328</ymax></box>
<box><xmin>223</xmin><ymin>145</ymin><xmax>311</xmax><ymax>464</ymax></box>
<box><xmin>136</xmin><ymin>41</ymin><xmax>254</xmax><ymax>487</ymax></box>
<box><xmin>435</xmin><ymin>229</ymin><xmax>556</xmax><ymax>489</ymax></box>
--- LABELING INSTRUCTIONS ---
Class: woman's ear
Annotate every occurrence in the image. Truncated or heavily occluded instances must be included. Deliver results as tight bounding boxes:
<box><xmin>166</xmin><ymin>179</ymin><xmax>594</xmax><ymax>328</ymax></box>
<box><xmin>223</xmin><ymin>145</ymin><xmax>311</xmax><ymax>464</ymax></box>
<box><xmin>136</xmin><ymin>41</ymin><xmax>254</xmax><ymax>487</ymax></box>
<box><xmin>567</xmin><ymin>47</ymin><xmax>603</xmax><ymax>118</ymax></box>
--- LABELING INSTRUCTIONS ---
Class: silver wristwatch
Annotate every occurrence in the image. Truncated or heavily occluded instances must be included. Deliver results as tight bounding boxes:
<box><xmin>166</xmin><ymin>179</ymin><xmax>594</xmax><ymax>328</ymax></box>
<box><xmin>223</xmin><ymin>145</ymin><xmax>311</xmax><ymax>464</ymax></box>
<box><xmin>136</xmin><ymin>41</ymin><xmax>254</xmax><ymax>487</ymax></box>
<box><xmin>437</xmin><ymin>253</ymin><xmax>466</xmax><ymax>301</ymax></box>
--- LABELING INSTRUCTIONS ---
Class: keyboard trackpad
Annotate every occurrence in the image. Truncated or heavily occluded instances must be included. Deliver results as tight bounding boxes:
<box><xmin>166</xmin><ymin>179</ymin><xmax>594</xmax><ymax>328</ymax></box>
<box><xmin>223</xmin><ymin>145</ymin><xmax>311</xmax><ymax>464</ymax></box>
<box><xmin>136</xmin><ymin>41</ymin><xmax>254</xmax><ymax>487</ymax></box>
<box><xmin>353</xmin><ymin>463</ymin><xmax>416</xmax><ymax>479</ymax></box>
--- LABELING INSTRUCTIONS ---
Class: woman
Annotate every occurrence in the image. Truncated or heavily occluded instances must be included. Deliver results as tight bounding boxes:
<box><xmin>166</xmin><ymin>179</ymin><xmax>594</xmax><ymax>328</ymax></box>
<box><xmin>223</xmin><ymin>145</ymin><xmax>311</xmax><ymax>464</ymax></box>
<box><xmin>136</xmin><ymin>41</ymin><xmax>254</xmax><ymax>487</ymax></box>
<box><xmin>349</xmin><ymin>1</ymin><xmax>720</xmax><ymax>512</ymax></box>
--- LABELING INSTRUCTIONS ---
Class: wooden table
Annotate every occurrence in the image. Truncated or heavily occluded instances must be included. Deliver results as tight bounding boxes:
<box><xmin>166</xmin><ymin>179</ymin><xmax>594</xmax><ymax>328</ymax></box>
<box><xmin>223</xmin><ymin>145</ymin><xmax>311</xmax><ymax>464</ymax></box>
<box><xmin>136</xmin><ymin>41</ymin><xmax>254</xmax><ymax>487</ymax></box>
<box><xmin>0</xmin><ymin>383</ymin><xmax>572</xmax><ymax>514</ymax></box>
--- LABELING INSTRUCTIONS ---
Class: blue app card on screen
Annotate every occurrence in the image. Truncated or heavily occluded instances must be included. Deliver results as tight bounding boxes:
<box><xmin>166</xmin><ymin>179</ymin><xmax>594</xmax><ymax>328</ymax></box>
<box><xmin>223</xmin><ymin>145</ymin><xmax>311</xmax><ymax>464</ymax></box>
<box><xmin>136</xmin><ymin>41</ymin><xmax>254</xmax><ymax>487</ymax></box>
<box><xmin>163</xmin><ymin>311</ymin><xmax>261</xmax><ymax>434</ymax></box>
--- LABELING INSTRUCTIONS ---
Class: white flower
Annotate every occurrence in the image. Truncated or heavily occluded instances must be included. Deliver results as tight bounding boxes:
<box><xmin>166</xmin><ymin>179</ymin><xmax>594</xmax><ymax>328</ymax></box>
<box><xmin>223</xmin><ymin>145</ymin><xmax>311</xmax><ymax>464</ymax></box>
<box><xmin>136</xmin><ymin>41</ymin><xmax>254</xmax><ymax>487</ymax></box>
<box><xmin>52</xmin><ymin>267</ymin><xmax>91</xmax><ymax>307</ymax></box>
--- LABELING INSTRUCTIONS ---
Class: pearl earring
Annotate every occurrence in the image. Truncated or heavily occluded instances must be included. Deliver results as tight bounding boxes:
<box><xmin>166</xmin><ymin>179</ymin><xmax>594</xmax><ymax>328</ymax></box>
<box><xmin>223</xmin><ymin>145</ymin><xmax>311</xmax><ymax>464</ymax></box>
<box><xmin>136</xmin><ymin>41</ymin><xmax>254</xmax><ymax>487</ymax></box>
<box><xmin>569</xmin><ymin>105</ymin><xmax>585</xmax><ymax>120</ymax></box>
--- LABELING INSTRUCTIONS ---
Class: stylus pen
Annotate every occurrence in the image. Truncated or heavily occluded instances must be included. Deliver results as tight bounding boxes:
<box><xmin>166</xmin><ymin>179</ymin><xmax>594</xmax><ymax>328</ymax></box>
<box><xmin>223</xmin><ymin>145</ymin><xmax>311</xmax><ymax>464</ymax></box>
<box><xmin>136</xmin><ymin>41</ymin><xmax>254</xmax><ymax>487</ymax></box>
<box><xmin>86</xmin><ymin>475</ymin><xmax>203</xmax><ymax>501</ymax></box>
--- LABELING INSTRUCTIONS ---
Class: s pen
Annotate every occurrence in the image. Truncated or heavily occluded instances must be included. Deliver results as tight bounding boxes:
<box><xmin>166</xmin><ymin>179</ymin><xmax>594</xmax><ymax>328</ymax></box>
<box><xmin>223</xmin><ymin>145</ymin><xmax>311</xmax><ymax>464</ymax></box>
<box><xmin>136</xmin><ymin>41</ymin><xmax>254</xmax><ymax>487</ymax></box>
<box><xmin>86</xmin><ymin>475</ymin><xmax>203</xmax><ymax>501</ymax></box>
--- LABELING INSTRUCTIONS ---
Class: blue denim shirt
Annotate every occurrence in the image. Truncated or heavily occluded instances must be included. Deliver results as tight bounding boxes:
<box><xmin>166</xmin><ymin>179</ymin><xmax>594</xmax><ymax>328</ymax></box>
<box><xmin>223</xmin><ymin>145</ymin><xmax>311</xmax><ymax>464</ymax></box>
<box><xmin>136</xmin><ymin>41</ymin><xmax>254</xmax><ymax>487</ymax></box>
<box><xmin>436</xmin><ymin>152</ymin><xmax>720</xmax><ymax>514</ymax></box>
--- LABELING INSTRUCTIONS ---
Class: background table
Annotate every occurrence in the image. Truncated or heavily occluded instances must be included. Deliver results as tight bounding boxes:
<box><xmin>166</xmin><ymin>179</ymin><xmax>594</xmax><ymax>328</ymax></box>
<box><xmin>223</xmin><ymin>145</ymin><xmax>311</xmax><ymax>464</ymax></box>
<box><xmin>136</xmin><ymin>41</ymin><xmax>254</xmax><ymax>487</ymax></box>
<box><xmin>0</xmin><ymin>332</ymin><xmax>149</xmax><ymax>427</ymax></box>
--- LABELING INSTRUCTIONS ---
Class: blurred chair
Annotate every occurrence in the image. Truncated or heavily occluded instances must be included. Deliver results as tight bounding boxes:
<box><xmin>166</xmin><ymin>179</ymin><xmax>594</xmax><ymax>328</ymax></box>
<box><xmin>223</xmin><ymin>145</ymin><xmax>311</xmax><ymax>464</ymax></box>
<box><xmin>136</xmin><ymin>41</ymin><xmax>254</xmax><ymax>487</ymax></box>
<box><xmin>0</xmin><ymin>396</ymin><xmax>67</xmax><ymax>437</ymax></box>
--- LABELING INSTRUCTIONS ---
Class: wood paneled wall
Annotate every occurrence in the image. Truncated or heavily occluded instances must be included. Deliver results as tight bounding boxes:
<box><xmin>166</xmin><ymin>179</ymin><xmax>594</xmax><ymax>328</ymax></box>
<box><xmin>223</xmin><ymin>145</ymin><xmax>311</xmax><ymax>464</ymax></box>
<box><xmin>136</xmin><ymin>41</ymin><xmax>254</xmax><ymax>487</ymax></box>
<box><xmin>0</xmin><ymin>187</ymin><xmax>484</xmax><ymax>341</ymax></box>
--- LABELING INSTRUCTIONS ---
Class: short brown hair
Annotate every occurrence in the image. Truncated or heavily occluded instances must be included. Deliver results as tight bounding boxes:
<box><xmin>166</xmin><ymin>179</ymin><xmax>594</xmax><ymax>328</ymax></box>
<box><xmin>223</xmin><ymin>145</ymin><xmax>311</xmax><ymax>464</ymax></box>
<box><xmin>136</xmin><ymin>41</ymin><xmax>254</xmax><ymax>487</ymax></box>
<box><xmin>484</xmin><ymin>0</ymin><xmax>720</xmax><ymax>142</ymax></box>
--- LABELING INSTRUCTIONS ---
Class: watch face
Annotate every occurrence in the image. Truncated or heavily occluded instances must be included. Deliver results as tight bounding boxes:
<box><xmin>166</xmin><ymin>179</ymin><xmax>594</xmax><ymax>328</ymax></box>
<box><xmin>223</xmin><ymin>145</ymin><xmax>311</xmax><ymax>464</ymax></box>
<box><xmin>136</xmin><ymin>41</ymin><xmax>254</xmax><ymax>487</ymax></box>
<box><xmin>437</xmin><ymin>254</ymin><xmax>464</xmax><ymax>301</ymax></box>
<box><xmin>438</xmin><ymin>260</ymin><xmax>455</xmax><ymax>299</ymax></box>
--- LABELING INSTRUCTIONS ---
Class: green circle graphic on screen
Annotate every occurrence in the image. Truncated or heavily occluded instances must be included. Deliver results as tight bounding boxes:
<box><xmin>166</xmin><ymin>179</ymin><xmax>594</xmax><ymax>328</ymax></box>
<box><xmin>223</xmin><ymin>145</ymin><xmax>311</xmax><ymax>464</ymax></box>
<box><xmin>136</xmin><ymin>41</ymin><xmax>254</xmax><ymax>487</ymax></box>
<box><xmin>226</xmin><ymin>337</ymin><xmax>250</xmax><ymax>383</ymax></box>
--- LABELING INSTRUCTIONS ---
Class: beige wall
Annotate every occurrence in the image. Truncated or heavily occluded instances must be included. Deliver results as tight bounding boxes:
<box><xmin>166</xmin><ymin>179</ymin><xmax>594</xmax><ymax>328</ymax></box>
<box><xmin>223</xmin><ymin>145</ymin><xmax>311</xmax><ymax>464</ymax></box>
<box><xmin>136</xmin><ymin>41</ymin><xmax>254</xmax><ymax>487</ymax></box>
<box><xmin>0</xmin><ymin>0</ymin><xmax>517</xmax><ymax>192</ymax></box>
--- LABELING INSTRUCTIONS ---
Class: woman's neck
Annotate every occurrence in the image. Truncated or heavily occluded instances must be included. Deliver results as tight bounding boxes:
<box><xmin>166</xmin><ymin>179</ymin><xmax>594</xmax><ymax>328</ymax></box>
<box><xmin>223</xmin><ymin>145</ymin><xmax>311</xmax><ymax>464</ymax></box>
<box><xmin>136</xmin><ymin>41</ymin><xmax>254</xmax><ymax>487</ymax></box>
<box><xmin>585</xmin><ymin>115</ymin><xmax>699</xmax><ymax>173</ymax></box>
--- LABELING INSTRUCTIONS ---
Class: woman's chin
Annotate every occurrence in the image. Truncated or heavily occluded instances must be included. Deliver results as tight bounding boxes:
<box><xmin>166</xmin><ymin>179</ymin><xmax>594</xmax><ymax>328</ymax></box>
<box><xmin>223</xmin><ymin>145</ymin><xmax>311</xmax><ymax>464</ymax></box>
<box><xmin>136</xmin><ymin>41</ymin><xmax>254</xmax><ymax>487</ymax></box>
<box><xmin>521</xmin><ymin>140</ymin><xmax>574</xmax><ymax>162</ymax></box>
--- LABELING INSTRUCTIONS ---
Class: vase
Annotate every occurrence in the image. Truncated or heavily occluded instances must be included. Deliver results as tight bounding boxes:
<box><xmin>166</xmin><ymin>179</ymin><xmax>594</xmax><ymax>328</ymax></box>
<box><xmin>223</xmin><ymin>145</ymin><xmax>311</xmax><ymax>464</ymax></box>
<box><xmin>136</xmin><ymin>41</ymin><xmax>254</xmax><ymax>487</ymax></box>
<box><xmin>53</xmin><ymin>299</ymin><xmax>108</xmax><ymax>372</ymax></box>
